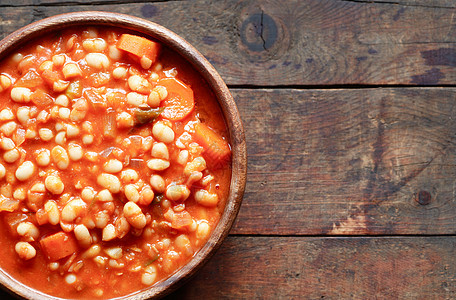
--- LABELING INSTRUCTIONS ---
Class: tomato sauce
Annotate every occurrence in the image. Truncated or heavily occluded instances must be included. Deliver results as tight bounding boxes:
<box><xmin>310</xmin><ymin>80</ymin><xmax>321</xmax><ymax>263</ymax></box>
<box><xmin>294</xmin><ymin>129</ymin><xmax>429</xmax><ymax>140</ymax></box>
<box><xmin>0</xmin><ymin>26</ymin><xmax>231</xmax><ymax>298</ymax></box>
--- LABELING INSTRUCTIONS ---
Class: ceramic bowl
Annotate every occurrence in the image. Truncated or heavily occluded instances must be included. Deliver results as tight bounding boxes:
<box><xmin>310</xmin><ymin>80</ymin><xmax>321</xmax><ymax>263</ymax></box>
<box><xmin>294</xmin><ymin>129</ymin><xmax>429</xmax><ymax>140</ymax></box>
<box><xmin>0</xmin><ymin>11</ymin><xmax>246</xmax><ymax>299</ymax></box>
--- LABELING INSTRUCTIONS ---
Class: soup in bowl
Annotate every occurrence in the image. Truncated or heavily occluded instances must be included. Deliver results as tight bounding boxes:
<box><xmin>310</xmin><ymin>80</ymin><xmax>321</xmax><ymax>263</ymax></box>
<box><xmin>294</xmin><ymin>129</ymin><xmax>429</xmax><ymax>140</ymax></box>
<box><xmin>0</xmin><ymin>12</ymin><xmax>246</xmax><ymax>299</ymax></box>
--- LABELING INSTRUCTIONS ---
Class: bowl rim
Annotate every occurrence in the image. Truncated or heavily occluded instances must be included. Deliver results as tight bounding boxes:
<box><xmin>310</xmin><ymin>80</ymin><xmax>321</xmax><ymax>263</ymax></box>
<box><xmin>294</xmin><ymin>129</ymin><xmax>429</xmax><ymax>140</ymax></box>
<box><xmin>0</xmin><ymin>11</ymin><xmax>247</xmax><ymax>300</ymax></box>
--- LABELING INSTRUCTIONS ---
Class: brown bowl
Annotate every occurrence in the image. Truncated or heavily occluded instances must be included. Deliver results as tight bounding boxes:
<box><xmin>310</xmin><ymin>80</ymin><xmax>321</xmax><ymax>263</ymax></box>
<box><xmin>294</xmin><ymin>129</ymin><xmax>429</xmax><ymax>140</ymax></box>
<box><xmin>0</xmin><ymin>11</ymin><xmax>246</xmax><ymax>299</ymax></box>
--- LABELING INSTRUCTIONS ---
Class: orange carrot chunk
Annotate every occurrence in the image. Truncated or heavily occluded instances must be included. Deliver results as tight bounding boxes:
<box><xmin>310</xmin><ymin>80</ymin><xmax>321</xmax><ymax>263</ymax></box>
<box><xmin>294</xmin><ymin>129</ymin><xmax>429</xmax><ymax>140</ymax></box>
<box><xmin>159</xmin><ymin>77</ymin><xmax>194</xmax><ymax>121</ymax></box>
<box><xmin>193</xmin><ymin>123</ymin><xmax>231</xmax><ymax>165</ymax></box>
<box><xmin>40</xmin><ymin>232</ymin><xmax>78</xmax><ymax>261</ymax></box>
<box><xmin>116</xmin><ymin>34</ymin><xmax>160</xmax><ymax>63</ymax></box>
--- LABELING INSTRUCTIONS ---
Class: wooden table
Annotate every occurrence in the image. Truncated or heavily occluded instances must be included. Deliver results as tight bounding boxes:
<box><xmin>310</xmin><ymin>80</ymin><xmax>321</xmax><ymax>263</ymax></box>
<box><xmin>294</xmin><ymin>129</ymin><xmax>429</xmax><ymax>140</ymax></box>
<box><xmin>1</xmin><ymin>0</ymin><xmax>455</xmax><ymax>299</ymax></box>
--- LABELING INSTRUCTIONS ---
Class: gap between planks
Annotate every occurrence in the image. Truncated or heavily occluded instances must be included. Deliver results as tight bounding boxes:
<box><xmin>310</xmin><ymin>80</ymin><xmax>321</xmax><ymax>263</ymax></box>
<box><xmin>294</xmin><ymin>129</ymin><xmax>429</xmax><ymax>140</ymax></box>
<box><xmin>228</xmin><ymin>84</ymin><xmax>456</xmax><ymax>90</ymax></box>
<box><xmin>228</xmin><ymin>233</ymin><xmax>456</xmax><ymax>238</ymax></box>
<box><xmin>0</xmin><ymin>0</ymin><xmax>181</xmax><ymax>8</ymax></box>
<box><xmin>340</xmin><ymin>0</ymin><xmax>455</xmax><ymax>9</ymax></box>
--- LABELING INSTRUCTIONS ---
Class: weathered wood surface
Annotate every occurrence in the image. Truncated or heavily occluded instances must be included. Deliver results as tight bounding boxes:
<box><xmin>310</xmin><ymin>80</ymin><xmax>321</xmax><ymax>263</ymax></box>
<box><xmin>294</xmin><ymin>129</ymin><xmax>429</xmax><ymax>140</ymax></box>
<box><xmin>0</xmin><ymin>236</ymin><xmax>452</xmax><ymax>299</ymax></box>
<box><xmin>164</xmin><ymin>236</ymin><xmax>456</xmax><ymax>299</ymax></box>
<box><xmin>0</xmin><ymin>1</ymin><xmax>454</xmax><ymax>299</ymax></box>
<box><xmin>364</xmin><ymin>0</ymin><xmax>456</xmax><ymax>8</ymax></box>
<box><xmin>0</xmin><ymin>0</ymin><xmax>166</xmax><ymax>6</ymax></box>
<box><xmin>230</xmin><ymin>88</ymin><xmax>456</xmax><ymax>235</ymax></box>
<box><xmin>0</xmin><ymin>0</ymin><xmax>456</xmax><ymax>86</ymax></box>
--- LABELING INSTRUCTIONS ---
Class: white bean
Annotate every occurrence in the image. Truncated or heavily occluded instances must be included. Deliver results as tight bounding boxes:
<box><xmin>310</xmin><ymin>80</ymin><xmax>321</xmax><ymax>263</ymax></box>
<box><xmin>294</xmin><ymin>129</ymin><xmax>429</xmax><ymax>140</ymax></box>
<box><xmin>3</xmin><ymin>148</ymin><xmax>20</xmax><ymax>163</ymax></box>
<box><xmin>39</xmin><ymin>128</ymin><xmax>54</xmax><ymax>141</ymax></box>
<box><xmin>112</xmin><ymin>67</ymin><xmax>127</xmax><ymax>79</ymax></box>
<box><xmin>0</xmin><ymin>121</ymin><xmax>17</xmax><ymax>136</ymax></box>
<box><xmin>0</xmin><ymin>137</ymin><xmax>15</xmax><ymax>151</ymax></box>
<box><xmin>165</xmin><ymin>185</ymin><xmax>190</xmax><ymax>202</ymax></box>
<box><xmin>175</xmin><ymin>234</ymin><xmax>192</xmax><ymax>255</ymax></box>
<box><xmin>45</xmin><ymin>175</ymin><xmax>65</xmax><ymax>194</ymax></box>
<box><xmin>15</xmin><ymin>107</ymin><xmax>29</xmax><ymax>124</ymax></box>
<box><xmin>0</xmin><ymin>163</ymin><xmax>5</xmax><ymax>179</ymax></box>
<box><xmin>13</xmin><ymin>187</ymin><xmax>26</xmax><ymax>200</ymax></box>
<box><xmin>74</xmin><ymin>224</ymin><xmax>92</xmax><ymax>248</ymax></box>
<box><xmin>123</xmin><ymin>202</ymin><xmax>146</xmax><ymax>229</ymax></box>
<box><xmin>17</xmin><ymin>222</ymin><xmax>40</xmax><ymax>241</ymax></box>
<box><xmin>147</xmin><ymin>159</ymin><xmax>170</xmax><ymax>171</ymax></box>
<box><xmin>82</xmin><ymin>38</ymin><xmax>107</xmax><ymax>53</ymax></box>
<box><xmin>177</xmin><ymin>150</ymin><xmax>189</xmax><ymax>165</ymax></box>
<box><xmin>0</xmin><ymin>108</ymin><xmax>14</xmax><ymax>121</ymax></box>
<box><xmin>68</xmin><ymin>143</ymin><xmax>83</xmax><ymax>161</ymax></box>
<box><xmin>61</xmin><ymin>198</ymin><xmax>86</xmax><ymax>222</ymax></box>
<box><xmin>150</xmin><ymin>175</ymin><xmax>165</xmax><ymax>193</ymax></box>
<box><xmin>120</xmin><ymin>169</ymin><xmax>138</xmax><ymax>183</ymax></box>
<box><xmin>62</xmin><ymin>63</ymin><xmax>82</xmax><ymax>79</ymax></box>
<box><xmin>128</xmin><ymin>75</ymin><xmax>151</xmax><ymax>94</ymax></box>
<box><xmin>81</xmin><ymin>187</ymin><xmax>95</xmax><ymax>202</ymax></box>
<box><xmin>65</xmin><ymin>274</ymin><xmax>77</xmax><ymax>285</ymax></box>
<box><xmin>103</xmin><ymin>159</ymin><xmax>123</xmax><ymax>173</ymax></box>
<box><xmin>141</xmin><ymin>265</ymin><xmax>157</xmax><ymax>285</ymax></box>
<box><xmin>66</xmin><ymin>124</ymin><xmax>80</xmax><ymax>138</ymax></box>
<box><xmin>51</xmin><ymin>145</ymin><xmax>70</xmax><ymax>169</ymax></box>
<box><xmin>151</xmin><ymin>142</ymin><xmax>169</xmax><ymax>160</ymax></box>
<box><xmin>82</xmin><ymin>134</ymin><xmax>94</xmax><ymax>145</ymax></box>
<box><xmin>196</xmin><ymin>221</ymin><xmax>211</xmax><ymax>240</ymax></box>
<box><xmin>184</xmin><ymin>157</ymin><xmax>207</xmax><ymax>176</ymax></box>
<box><xmin>35</xmin><ymin>148</ymin><xmax>51</xmax><ymax>167</ymax></box>
<box><xmin>108</xmin><ymin>45</ymin><xmax>122</xmax><ymax>60</ymax></box>
<box><xmin>139</xmin><ymin>56</ymin><xmax>152</xmax><ymax>69</ymax></box>
<box><xmin>102</xmin><ymin>224</ymin><xmax>116</xmax><ymax>241</ymax></box>
<box><xmin>44</xmin><ymin>200</ymin><xmax>60</xmax><ymax>225</ymax></box>
<box><xmin>11</xmin><ymin>87</ymin><xmax>31</xmax><ymax>103</ymax></box>
<box><xmin>194</xmin><ymin>189</ymin><xmax>219</xmax><ymax>207</ymax></box>
<box><xmin>126</xmin><ymin>92</ymin><xmax>147</xmax><ymax>107</ymax></box>
<box><xmin>15</xmin><ymin>242</ymin><xmax>36</xmax><ymax>260</ymax></box>
<box><xmin>96</xmin><ymin>189</ymin><xmax>113</xmax><ymax>202</ymax></box>
<box><xmin>0</xmin><ymin>74</ymin><xmax>12</xmax><ymax>92</ymax></box>
<box><xmin>152</xmin><ymin>122</ymin><xmax>174</xmax><ymax>143</ymax></box>
<box><xmin>55</xmin><ymin>94</ymin><xmax>69</xmax><ymax>107</ymax></box>
<box><xmin>15</xmin><ymin>161</ymin><xmax>35</xmax><ymax>181</ymax></box>
<box><xmin>97</xmin><ymin>173</ymin><xmax>121</xmax><ymax>193</ymax></box>
<box><xmin>85</xmin><ymin>53</ymin><xmax>110</xmax><ymax>69</ymax></box>
<box><xmin>54</xmin><ymin>131</ymin><xmax>66</xmax><ymax>145</ymax></box>
<box><xmin>147</xmin><ymin>91</ymin><xmax>160</xmax><ymax>108</ymax></box>
<box><xmin>104</xmin><ymin>247</ymin><xmax>122</xmax><ymax>259</ymax></box>
<box><xmin>58</xmin><ymin>107</ymin><xmax>71</xmax><ymax>120</ymax></box>
<box><xmin>124</xmin><ymin>184</ymin><xmax>140</xmax><ymax>203</ymax></box>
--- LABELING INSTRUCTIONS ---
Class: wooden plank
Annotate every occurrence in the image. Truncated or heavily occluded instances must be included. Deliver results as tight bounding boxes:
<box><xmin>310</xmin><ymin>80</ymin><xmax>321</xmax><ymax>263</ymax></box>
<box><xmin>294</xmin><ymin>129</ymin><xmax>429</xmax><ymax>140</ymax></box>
<box><xmin>0</xmin><ymin>236</ymin><xmax>452</xmax><ymax>299</ymax></box>
<box><xmin>229</xmin><ymin>88</ymin><xmax>456</xmax><ymax>235</ymax></box>
<box><xmin>0</xmin><ymin>0</ymin><xmax>455</xmax><ymax>85</ymax></box>
<box><xmin>359</xmin><ymin>0</ymin><xmax>456</xmax><ymax>8</ymax></box>
<box><xmin>165</xmin><ymin>236</ymin><xmax>456</xmax><ymax>299</ymax></box>
<box><xmin>0</xmin><ymin>0</ymin><xmax>171</xmax><ymax>6</ymax></box>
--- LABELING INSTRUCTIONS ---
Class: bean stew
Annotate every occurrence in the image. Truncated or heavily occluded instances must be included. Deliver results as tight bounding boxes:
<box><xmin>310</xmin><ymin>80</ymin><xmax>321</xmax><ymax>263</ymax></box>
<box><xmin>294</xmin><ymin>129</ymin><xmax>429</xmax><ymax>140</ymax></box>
<box><xmin>0</xmin><ymin>26</ymin><xmax>231</xmax><ymax>299</ymax></box>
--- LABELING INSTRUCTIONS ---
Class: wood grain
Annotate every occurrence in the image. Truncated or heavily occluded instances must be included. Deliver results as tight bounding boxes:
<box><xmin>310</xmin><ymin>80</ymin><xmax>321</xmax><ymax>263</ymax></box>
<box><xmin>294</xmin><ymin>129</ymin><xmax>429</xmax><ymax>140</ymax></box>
<box><xmin>0</xmin><ymin>236</ymin><xmax>452</xmax><ymax>299</ymax></box>
<box><xmin>230</xmin><ymin>88</ymin><xmax>456</xmax><ymax>235</ymax></box>
<box><xmin>165</xmin><ymin>236</ymin><xmax>456</xmax><ymax>299</ymax></box>
<box><xmin>0</xmin><ymin>0</ymin><xmax>455</xmax><ymax>85</ymax></box>
<box><xmin>355</xmin><ymin>0</ymin><xmax>456</xmax><ymax>8</ymax></box>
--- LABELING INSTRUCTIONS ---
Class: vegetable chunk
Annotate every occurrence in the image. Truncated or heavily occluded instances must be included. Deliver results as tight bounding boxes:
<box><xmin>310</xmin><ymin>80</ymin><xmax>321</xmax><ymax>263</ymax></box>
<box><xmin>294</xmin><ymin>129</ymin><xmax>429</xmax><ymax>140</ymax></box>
<box><xmin>40</xmin><ymin>232</ymin><xmax>78</xmax><ymax>261</ymax></box>
<box><xmin>159</xmin><ymin>77</ymin><xmax>194</xmax><ymax>121</ymax></box>
<box><xmin>194</xmin><ymin>123</ymin><xmax>231</xmax><ymax>165</ymax></box>
<box><xmin>116</xmin><ymin>34</ymin><xmax>160</xmax><ymax>63</ymax></box>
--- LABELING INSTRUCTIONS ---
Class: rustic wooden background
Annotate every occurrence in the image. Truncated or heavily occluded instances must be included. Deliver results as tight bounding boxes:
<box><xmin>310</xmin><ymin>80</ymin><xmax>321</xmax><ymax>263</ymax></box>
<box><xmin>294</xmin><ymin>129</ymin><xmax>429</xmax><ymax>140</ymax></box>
<box><xmin>0</xmin><ymin>0</ymin><xmax>455</xmax><ymax>299</ymax></box>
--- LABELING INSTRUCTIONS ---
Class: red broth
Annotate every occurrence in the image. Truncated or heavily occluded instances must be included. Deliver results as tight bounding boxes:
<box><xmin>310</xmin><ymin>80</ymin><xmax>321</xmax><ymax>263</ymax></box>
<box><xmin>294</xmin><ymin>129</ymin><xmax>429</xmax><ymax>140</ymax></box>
<box><xmin>0</xmin><ymin>27</ymin><xmax>231</xmax><ymax>299</ymax></box>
